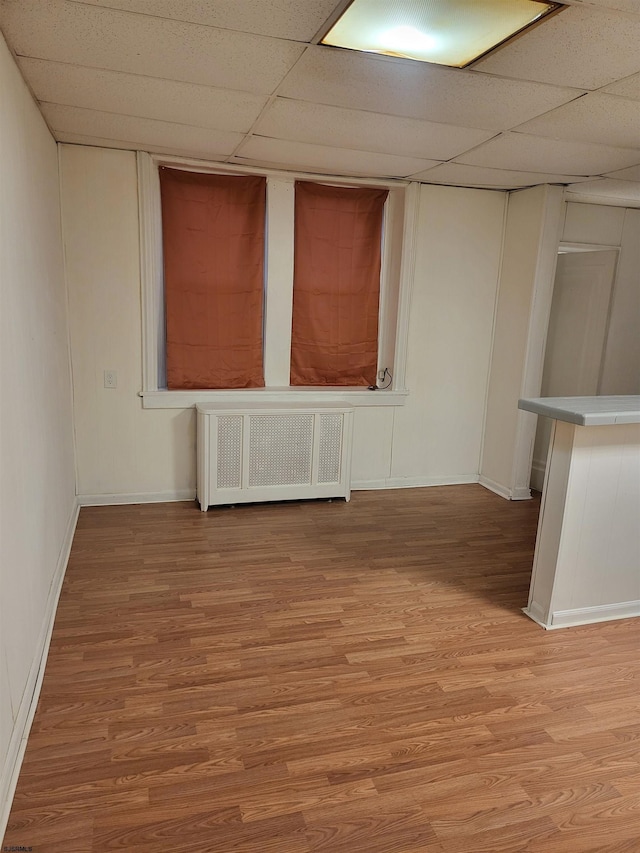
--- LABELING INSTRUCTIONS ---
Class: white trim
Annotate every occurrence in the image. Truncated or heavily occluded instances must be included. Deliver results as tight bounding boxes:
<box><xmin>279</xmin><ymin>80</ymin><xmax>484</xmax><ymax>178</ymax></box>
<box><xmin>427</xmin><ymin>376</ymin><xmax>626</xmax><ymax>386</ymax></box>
<box><xmin>1</xmin><ymin>499</ymin><xmax>80</xmax><ymax>840</ymax></box>
<box><xmin>551</xmin><ymin>600</ymin><xmax>640</xmax><ymax>628</ymax></box>
<box><xmin>525</xmin><ymin>600</ymin><xmax>640</xmax><ymax>630</ymax></box>
<box><xmin>85</xmin><ymin>476</ymin><xmax>492</xmax><ymax>498</ymax></box>
<box><xmin>511</xmin><ymin>486</ymin><xmax>533</xmax><ymax>500</ymax></box>
<box><xmin>58</xmin><ymin>144</ymin><xmax>81</xmax><ymax>501</ymax></box>
<box><xmin>376</xmin><ymin>191</ymin><xmax>394</xmax><ymax>381</ymax></box>
<box><xmin>480</xmin><ymin>476</ymin><xmax>532</xmax><ymax>500</ymax></box>
<box><xmin>140</xmin><ymin>388</ymin><xmax>408</xmax><ymax>409</ymax></box>
<box><xmin>353</xmin><ymin>474</ymin><xmax>479</xmax><ymax>490</ymax></box>
<box><xmin>391</xmin><ymin>182</ymin><xmax>420</xmax><ymax>393</ymax></box>
<box><xmin>522</xmin><ymin>601</ymin><xmax>548</xmax><ymax>628</ymax></box>
<box><xmin>478</xmin><ymin>475</ymin><xmax>513</xmax><ymax>500</ymax></box>
<box><xmin>137</xmin><ymin>151</ymin><xmax>165</xmax><ymax>391</ymax></box>
<box><xmin>263</xmin><ymin>177</ymin><xmax>295</xmax><ymax>386</ymax></box>
<box><xmin>511</xmin><ymin>184</ymin><xmax>565</xmax><ymax>499</ymax></box>
<box><xmin>352</xmin><ymin>479</ymin><xmax>392</xmax><ymax>491</ymax></box>
<box><xmin>148</xmin><ymin>152</ymin><xmax>410</xmax><ymax>189</ymax></box>
<box><xmin>564</xmin><ymin>192</ymin><xmax>640</xmax><ymax>210</ymax></box>
<box><xmin>559</xmin><ymin>241</ymin><xmax>621</xmax><ymax>253</ymax></box>
<box><xmin>478</xmin><ymin>193</ymin><xmax>509</xmax><ymax>476</ymax></box>
<box><xmin>78</xmin><ymin>490</ymin><xmax>196</xmax><ymax>506</ymax></box>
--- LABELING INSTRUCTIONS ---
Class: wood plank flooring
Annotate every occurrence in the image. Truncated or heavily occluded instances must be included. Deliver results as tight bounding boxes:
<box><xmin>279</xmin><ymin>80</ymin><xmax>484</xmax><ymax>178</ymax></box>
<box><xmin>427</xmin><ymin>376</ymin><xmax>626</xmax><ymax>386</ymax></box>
<box><xmin>4</xmin><ymin>485</ymin><xmax>640</xmax><ymax>852</ymax></box>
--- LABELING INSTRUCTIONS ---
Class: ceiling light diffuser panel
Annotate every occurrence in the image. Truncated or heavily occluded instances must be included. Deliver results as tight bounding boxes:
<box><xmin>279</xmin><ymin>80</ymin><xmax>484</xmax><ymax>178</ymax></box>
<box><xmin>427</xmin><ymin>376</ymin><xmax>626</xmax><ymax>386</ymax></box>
<box><xmin>321</xmin><ymin>0</ymin><xmax>562</xmax><ymax>68</ymax></box>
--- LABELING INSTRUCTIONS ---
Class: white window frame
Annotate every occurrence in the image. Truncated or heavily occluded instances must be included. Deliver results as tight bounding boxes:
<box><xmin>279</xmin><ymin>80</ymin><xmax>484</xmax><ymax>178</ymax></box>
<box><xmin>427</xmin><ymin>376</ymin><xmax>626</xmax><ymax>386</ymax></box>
<box><xmin>137</xmin><ymin>151</ymin><xmax>417</xmax><ymax>409</ymax></box>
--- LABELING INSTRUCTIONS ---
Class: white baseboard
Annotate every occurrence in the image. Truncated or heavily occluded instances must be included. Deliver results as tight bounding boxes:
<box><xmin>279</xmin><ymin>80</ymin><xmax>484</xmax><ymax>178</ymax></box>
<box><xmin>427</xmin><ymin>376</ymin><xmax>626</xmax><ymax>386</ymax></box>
<box><xmin>78</xmin><ymin>490</ymin><xmax>196</xmax><ymax>506</ymax></box>
<box><xmin>1</xmin><ymin>498</ymin><xmax>80</xmax><ymax>840</ymax></box>
<box><xmin>551</xmin><ymin>600</ymin><xmax>640</xmax><ymax>629</ymax></box>
<box><xmin>82</xmin><ymin>482</ymin><xmax>484</xmax><ymax>503</ymax></box>
<box><xmin>478</xmin><ymin>476</ymin><xmax>532</xmax><ymax>501</ymax></box>
<box><xmin>478</xmin><ymin>475</ymin><xmax>512</xmax><ymax>500</ymax></box>
<box><xmin>522</xmin><ymin>602</ymin><xmax>549</xmax><ymax>628</ymax></box>
<box><xmin>524</xmin><ymin>600</ymin><xmax>640</xmax><ymax>630</ymax></box>
<box><xmin>352</xmin><ymin>474</ymin><xmax>479</xmax><ymax>491</ymax></box>
<box><xmin>351</xmin><ymin>479</ymin><xmax>389</xmax><ymax>490</ymax></box>
<box><xmin>512</xmin><ymin>486</ymin><xmax>533</xmax><ymax>501</ymax></box>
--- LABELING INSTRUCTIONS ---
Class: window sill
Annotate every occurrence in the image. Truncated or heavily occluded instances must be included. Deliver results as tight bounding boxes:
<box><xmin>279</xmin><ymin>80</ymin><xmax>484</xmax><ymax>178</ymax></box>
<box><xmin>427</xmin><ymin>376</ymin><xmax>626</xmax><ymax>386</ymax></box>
<box><xmin>140</xmin><ymin>387</ymin><xmax>408</xmax><ymax>409</ymax></box>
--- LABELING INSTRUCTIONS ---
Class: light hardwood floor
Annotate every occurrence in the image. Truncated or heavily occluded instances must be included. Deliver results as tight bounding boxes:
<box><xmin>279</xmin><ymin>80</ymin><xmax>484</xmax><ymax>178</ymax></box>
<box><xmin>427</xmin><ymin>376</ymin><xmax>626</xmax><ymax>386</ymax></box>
<box><xmin>4</xmin><ymin>485</ymin><xmax>640</xmax><ymax>852</ymax></box>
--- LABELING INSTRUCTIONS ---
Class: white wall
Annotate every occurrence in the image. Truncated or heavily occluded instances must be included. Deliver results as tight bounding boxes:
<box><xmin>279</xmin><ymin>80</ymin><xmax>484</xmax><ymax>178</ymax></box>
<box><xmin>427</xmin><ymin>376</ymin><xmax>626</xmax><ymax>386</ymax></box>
<box><xmin>61</xmin><ymin>145</ymin><xmax>196</xmax><ymax>503</ymax></box>
<box><xmin>61</xmin><ymin>146</ymin><xmax>507</xmax><ymax>498</ymax></box>
<box><xmin>390</xmin><ymin>184</ymin><xmax>505</xmax><ymax>486</ymax></box>
<box><xmin>599</xmin><ymin>209</ymin><xmax>640</xmax><ymax>395</ymax></box>
<box><xmin>0</xmin><ymin>34</ymin><xmax>76</xmax><ymax>828</ymax></box>
<box><xmin>480</xmin><ymin>184</ymin><xmax>564</xmax><ymax>499</ymax></box>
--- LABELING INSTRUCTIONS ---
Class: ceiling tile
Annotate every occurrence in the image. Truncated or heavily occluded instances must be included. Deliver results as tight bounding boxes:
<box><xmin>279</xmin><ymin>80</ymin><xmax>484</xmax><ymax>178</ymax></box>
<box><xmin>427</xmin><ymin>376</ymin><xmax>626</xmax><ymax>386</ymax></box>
<box><xmin>455</xmin><ymin>132</ymin><xmax>640</xmax><ymax>175</ymax></box>
<box><xmin>19</xmin><ymin>58</ymin><xmax>268</xmax><ymax>132</ymax></box>
<box><xmin>601</xmin><ymin>72</ymin><xmax>640</xmax><ymax>101</ymax></box>
<box><xmin>278</xmin><ymin>46</ymin><xmax>584</xmax><ymax>130</ymax></box>
<box><xmin>3</xmin><ymin>0</ymin><xmax>639</xmax><ymax>191</ymax></box>
<box><xmin>515</xmin><ymin>93</ymin><xmax>640</xmax><ymax>149</ymax></box>
<box><xmin>41</xmin><ymin>103</ymin><xmax>244</xmax><ymax>156</ymax></box>
<box><xmin>233</xmin><ymin>136</ymin><xmax>441</xmax><ymax>178</ymax></box>
<box><xmin>474</xmin><ymin>5</ymin><xmax>640</xmax><ymax>90</ymax></box>
<box><xmin>0</xmin><ymin>0</ymin><xmax>304</xmax><ymax>94</ymax></box>
<box><xmin>69</xmin><ymin>0</ymin><xmax>339</xmax><ymax>40</ymax></box>
<box><xmin>254</xmin><ymin>98</ymin><xmax>496</xmax><ymax>160</ymax></box>
<box><xmin>409</xmin><ymin>162</ymin><xmax>597</xmax><ymax>188</ymax></box>
<box><xmin>567</xmin><ymin>0</ymin><xmax>640</xmax><ymax>12</ymax></box>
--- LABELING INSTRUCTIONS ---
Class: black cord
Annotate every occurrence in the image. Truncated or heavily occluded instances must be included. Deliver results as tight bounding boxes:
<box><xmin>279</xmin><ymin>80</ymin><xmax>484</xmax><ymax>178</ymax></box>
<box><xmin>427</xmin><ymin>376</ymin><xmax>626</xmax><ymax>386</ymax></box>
<box><xmin>368</xmin><ymin>368</ymin><xmax>393</xmax><ymax>390</ymax></box>
<box><xmin>379</xmin><ymin>368</ymin><xmax>393</xmax><ymax>389</ymax></box>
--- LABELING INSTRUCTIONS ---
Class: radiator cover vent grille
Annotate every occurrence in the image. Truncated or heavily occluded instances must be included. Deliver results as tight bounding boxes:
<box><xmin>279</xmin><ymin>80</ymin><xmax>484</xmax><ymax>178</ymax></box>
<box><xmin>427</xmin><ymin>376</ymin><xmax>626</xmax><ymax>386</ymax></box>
<box><xmin>217</xmin><ymin>415</ymin><xmax>243</xmax><ymax>489</ymax></box>
<box><xmin>248</xmin><ymin>415</ymin><xmax>314</xmax><ymax>487</ymax></box>
<box><xmin>318</xmin><ymin>414</ymin><xmax>343</xmax><ymax>484</ymax></box>
<box><xmin>197</xmin><ymin>404</ymin><xmax>353</xmax><ymax>510</ymax></box>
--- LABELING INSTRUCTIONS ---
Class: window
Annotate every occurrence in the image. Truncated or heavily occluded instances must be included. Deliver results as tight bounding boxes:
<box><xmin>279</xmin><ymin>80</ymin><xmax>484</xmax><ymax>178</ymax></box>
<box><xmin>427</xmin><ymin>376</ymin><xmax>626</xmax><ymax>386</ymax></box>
<box><xmin>138</xmin><ymin>153</ymin><xmax>416</xmax><ymax>408</ymax></box>
<box><xmin>159</xmin><ymin>168</ymin><xmax>266</xmax><ymax>389</ymax></box>
<box><xmin>291</xmin><ymin>181</ymin><xmax>388</xmax><ymax>387</ymax></box>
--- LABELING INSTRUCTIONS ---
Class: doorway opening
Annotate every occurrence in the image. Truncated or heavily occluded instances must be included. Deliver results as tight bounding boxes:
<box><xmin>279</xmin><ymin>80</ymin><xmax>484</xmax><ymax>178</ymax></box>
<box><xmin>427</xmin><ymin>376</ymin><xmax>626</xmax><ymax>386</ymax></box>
<box><xmin>530</xmin><ymin>244</ymin><xmax>619</xmax><ymax>491</ymax></box>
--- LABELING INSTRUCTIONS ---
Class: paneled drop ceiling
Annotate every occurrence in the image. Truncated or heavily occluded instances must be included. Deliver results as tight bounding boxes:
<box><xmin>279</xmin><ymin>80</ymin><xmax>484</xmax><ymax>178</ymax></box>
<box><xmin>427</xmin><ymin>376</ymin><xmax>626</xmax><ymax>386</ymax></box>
<box><xmin>1</xmin><ymin>0</ymin><xmax>639</xmax><ymax>204</ymax></box>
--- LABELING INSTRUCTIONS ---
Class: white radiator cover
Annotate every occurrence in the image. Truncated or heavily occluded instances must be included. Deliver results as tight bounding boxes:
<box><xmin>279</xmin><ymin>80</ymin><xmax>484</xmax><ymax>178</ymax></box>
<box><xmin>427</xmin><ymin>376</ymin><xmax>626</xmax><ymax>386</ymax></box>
<box><xmin>196</xmin><ymin>403</ymin><xmax>353</xmax><ymax>510</ymax></box>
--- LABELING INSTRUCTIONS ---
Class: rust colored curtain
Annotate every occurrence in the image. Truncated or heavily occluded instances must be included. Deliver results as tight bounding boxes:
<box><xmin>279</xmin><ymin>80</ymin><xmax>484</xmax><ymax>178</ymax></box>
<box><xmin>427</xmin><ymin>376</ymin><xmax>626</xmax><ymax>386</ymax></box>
<box><xmin>290</xmin><ymin>181</ymin><xmax>388</xmax><ymax>386</ymax></box>
<box><xmin>159</xmin><ymin>167</ymin><xmax>265</xmax><ymax>389</ymax></box>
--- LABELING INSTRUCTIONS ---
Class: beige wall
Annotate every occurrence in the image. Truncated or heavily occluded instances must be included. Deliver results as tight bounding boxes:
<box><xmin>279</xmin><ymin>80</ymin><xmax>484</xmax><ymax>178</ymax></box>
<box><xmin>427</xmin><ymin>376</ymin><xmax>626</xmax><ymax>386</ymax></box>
<box><xmin>61</xmin><ymin>145</ymin><xmax>196</xmax><ymax>502</ymax></box>
<box><xmin>480</xmin><ymin>184</ymin><xmax>564</xmax><ymax>499</ymax></box>
<box><xmin>390</xmin><ymin>184</ymin><xmax>505</xmax><ymax>485</ymax></box>
<box><xmin>61</xmin><ymin>146</ymin><xmax>507</xmax><ymax>498</ymax></box>
<box><xmin>60</xmin><ymin>147</ymin><xmax>637</xmax><ymax>506</ymax></box>
<box><xmin>0</xmin><ymin>34</ymin><xmax>76</xmax><ymax>822</ymax></box>
<box><xmin>599</xmin><ymin>208</ymin><xmax>640</xmax><ymax>395</ymax></box>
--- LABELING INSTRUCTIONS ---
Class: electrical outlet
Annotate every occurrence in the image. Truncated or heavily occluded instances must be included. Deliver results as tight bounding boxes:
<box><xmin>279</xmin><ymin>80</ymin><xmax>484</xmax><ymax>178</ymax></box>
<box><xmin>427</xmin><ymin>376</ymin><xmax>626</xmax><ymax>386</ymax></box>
<box><xmin>378</xmin><ymin>369</ymin><xmax>386</xmax><ymax>381</ymax></box>
<box><xmin>104</xmin><ymin>370</ymin><xmax>117</xmax><ymax>389</ymax></box>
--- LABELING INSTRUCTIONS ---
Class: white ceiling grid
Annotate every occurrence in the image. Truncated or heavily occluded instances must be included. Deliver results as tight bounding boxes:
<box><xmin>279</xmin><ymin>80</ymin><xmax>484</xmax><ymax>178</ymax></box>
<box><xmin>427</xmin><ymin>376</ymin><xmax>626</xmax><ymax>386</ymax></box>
<box><xmin>0</xmin><ymin>0</ymin><xmax>638</xmax><ymax>203</ymax></box>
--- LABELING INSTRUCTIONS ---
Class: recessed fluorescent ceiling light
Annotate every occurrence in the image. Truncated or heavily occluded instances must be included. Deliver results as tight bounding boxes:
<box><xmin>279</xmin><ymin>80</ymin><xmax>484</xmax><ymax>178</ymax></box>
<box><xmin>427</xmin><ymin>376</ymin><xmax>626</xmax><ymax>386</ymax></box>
<box><xmin>321</xmin><ymin>0</ymin><xmax>562</xmax><ymax>68</ymax></box>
